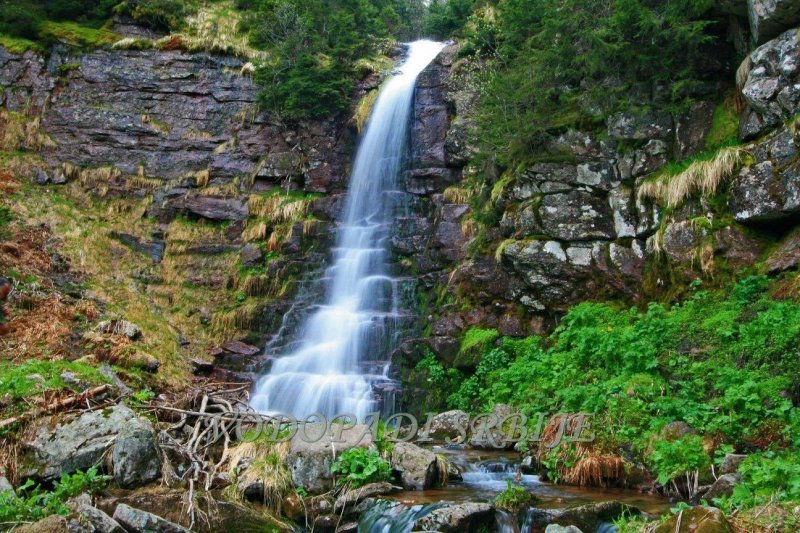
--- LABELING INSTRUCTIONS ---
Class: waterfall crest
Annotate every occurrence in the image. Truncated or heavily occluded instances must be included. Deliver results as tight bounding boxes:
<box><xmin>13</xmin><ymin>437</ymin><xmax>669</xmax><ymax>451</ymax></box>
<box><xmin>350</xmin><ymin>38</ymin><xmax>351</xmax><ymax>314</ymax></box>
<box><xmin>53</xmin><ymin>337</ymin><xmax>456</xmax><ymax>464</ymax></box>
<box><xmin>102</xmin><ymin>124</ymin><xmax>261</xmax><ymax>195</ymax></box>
<box><xmin>251</xmin><ymin>40</ymin><xmax>445</xmax><ymax>420</ymax></box>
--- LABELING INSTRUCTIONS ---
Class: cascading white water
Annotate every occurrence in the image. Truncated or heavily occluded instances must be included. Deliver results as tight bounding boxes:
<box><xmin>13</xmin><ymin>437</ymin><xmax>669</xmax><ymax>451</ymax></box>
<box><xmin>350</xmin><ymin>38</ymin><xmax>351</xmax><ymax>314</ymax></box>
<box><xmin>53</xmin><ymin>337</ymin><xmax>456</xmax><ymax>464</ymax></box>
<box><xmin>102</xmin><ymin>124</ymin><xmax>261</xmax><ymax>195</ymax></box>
<box><xmin>251</xmin><ymin>40</ymin><xmax>445</xmax><ymax>420</ymax></box>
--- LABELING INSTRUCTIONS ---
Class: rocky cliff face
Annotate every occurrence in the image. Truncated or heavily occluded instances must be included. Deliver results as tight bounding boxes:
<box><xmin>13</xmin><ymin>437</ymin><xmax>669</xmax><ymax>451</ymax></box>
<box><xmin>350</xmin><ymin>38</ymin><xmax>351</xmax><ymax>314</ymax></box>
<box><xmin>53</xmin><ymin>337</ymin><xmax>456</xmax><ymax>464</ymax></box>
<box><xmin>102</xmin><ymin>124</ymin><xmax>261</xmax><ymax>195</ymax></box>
<box><xmin>397</xmin><ymin>18</ymin><xmax>800</xmax><ymax>387</ymax></box>
<box><xmin>0</xmin><ymin>39</ymin><xmax>373</xmax><ymax>379</ymax></box>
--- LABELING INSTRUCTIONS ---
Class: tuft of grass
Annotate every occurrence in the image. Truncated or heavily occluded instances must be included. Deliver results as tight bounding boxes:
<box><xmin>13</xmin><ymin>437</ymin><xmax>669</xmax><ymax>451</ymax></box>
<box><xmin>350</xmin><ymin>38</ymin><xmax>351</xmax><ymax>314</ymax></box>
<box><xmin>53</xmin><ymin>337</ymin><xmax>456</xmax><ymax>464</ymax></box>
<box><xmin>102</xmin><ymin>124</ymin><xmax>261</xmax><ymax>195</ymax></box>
<box><xmin>228</xmin><ymin>438</ymin><xmax>292</xmax><ymax>511</ymax></box>
<box><xmin>353</xmin><ymin>90</ymin><xmax>378</xmax><ymax>133</ymax></box>
<box><xmin>442</xmin><ymin>187</ymin><xmax>471</xmax><ymax>204</ymax></box>
<box><xmin>637</xmin><ymin>146</ymin><xmax>749</xmax><ymax>208</ymax></box>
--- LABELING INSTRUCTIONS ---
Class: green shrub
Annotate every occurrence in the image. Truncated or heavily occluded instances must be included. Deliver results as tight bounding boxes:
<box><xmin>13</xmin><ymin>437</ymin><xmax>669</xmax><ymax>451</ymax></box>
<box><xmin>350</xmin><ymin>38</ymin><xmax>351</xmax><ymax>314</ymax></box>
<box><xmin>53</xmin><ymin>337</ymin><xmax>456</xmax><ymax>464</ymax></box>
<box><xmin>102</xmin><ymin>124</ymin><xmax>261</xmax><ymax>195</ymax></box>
<box><xmin>717</xmin><ymin>452</ymin><xmax>800</xmax><ymax>510</ymax></box>
<box><xmin>493</xmin><ymin>480</ymin><xmax>536</xmax><ymax>512</ymax></box>
<box><xmin>331</xmin><ymin>448</ymin><xmax>392</xmax><ymax>488</ymax></box>
<box><xmin>0</xmin><ymin>468</ymin><xmax>108</xmax><ymax>525</ymax></box>
<box><xmin>649</xmin><ymin>435</ymin><xmax>710</xmax><ymax>498</ymax></box>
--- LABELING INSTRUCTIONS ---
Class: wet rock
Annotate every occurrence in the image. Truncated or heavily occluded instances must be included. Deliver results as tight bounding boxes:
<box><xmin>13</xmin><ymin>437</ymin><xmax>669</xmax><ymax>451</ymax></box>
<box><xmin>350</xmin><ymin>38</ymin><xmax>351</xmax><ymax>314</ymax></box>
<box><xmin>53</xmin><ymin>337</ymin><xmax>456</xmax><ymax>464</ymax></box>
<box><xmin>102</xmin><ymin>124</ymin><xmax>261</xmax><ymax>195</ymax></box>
<box><xmin>540</xmin><ymin>191</ymin><xmax>616</xmax><ymax>241</ymax></box>
<box><xmin>653</xmin><ymin>506</ymin><xmax>732</xmax><ymax>533</ymax></box>
<box><xmin>720</xmin><ymin>454</ymin><xmax>748</xmax><ymax>475</ymax></box>
<box><xmin>390</xmin><ymin>441</ymin><xmax>438</xmax><ymax>490</ymax></box>
<box><xmin>748</xmin><ymin>0</ymin><xmax>800</xmax><ymax>44</ymax></box>
<box><xmin>220</xmin><ymin>340</ymin><xmax>260</xmax><ymax>356</ymax></box>
<box><xmin>704</xmin><ymin>473</ymin><xmax>741</xmax><ymax>499</ymax></box>
<box><xmin>407</xmin><ymin>167</ymin><xmax>460</xmax><ymax>195</ymax></box>
<box><xmin>424</xmin><ymin>410</ymin><xmax>469</xmax><ymax>442</ymax></box>
<box><xmin>23</xmin><ymin>405</ymin><xmax>143</xmax><ymax>482</ymax></box>
<box><xmin>545</xmin><ymin>526</ymin><xmax>584</xmax><ymax>533</ymax></box>
<box><xmin>414</xmin><ymin>502</ymin><xmax>494</xmax><ymax>532</ymax></box>
<box><xmin>286</xmin><ymin>423</ymin><xmax>374</xmax><ymax>493</ymax></box>
<box><xmin>112</xmin><ymin>503</ymin><xmax>190</xmax><ymax>533</ymax></box>
<box><xmin>740</xmin><ymin>29</ymin><xmax>800</xmax><ymax>139</ymax></box>
<box><xmin>547</xmin><ymin>501</ymin><xmax>639</xmax><ymax>531</ymax></box>
<box><xmin>607</xmin><ymin>112</ymin><xmax>673</xmax><ymax>141</ymax></box>
<box><xmin>334</xmin><ymin>482</ymin><xmax>393</xmax><ymax>511</ymax></box>
<box><xmin>95</xmin><ymin>319</ymin><xmax>142</xmax><ymax>340</ymax></box>
<box><xmin>112</xmin><ymin>415</ymin><xmax>161</xmax><ymax>488</ymax></box>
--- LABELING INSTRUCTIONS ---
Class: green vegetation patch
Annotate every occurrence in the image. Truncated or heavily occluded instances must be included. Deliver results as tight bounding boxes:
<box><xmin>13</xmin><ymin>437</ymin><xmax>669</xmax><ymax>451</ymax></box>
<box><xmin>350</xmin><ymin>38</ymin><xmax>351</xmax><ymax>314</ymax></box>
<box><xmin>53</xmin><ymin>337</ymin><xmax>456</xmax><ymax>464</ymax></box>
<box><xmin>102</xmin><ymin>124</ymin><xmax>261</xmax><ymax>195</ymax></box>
<box><xmin>0</xmin><ymin>359</ymin><xmax>108</xmax><ymax>399</ymax></box>
<box><xmin>0</xmin><ymin>468</ymin><xmax>108</xmax><ymax>525</ymax></box>
<box><xmin>330</xmin><ymin>448</ymin><xmax>392</xmax><ymax>488</ymax></box>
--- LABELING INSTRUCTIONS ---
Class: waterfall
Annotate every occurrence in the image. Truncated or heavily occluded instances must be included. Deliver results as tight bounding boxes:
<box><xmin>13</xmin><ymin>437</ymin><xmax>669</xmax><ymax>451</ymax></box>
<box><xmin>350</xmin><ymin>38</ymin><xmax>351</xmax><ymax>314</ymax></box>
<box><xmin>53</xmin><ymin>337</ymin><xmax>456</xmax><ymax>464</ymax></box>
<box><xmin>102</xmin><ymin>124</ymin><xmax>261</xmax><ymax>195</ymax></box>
<box><xmin>251</xmin><ymin>40</ymin><xmax>445</xmax><ymax>420</ymax></box>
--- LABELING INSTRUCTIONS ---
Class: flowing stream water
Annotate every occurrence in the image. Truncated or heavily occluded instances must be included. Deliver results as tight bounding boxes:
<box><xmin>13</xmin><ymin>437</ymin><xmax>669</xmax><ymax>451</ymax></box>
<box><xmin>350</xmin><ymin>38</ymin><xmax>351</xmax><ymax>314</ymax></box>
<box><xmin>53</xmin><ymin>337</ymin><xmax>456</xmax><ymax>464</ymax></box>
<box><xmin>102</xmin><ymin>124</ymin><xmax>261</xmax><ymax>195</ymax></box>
<box><xmin>251</xmin><ymin>40</ymin><xmax>446</xmax><ymax>420</ymax></box>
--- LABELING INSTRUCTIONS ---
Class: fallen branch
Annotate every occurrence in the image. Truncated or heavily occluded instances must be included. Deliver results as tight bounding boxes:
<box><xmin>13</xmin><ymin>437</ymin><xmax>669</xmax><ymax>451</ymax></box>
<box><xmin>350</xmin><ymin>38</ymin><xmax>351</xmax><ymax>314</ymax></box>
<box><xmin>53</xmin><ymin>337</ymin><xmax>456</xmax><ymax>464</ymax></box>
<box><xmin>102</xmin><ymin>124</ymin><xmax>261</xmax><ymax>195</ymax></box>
<box><xmin>0</xmin><ymin>385</ymin><xmax>111</xmax><ymax>429</ymax></box>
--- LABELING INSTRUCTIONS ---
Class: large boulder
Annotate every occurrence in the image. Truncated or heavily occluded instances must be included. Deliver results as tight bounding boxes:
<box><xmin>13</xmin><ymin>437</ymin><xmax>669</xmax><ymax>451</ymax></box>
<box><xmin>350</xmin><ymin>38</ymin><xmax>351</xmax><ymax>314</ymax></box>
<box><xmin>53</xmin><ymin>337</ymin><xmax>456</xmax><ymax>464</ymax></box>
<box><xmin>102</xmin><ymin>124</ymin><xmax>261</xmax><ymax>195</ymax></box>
<box><xmin>740</xmin><ymin>29</ymin><xmax>800</xmax><ymax>139</ymax></box>
<box><xmin>112</xmin><ymin>504</ymin><xmax>190</xmax><ymax>533</ymax></box>
<box><xmin>390</xmin><ymin>441</ymin><xmax>438</xmax><ymax>490</ymax></box>
<box><xmin>546</xmin><ymin>502</ymin><xmax>640</xmax><ymax>531</ymax></box>
<box><xmin>729</xmin><ymin>160</ymin><xmax>800</xmax><ymax>222</ymax></box>
<box><xmin>23</xmin><ymin>405</ymin><xmax>147</xmax><ymax>482</ymax></box>
<box><xmin>424</xmin><ymin>410</ymin><xmax>470</xmax><ymax>443</ymax></box>
<box><xmin>704</xmin><ymin>473</ymin><xmax>741</xmax><ymax>499</ymax></box>
<box><xmin>414</xmin><ymin>502</ymin><xmax>494</xmax><ymax>532</ymax></box>
<box><xmin>285</xmin><ymin>423</ymin><xmax>374</xmax><ymax>493</ymax></box>
<box><xmin>112</xmin><ymin>416</ymin><xmax>161</xmax><ymax>488</ymax></box>
<box><xmin>653</xmin><ymin>506</ymin><xmax>733</xmax><ymax>533</ymax></box>
<box><xmin>469</xmin><ymin>404</ymin><xmax>519</xmax><ymax>450</ymax></box>
<box><xmin>719</xmin><ymin>454</ymin><xmax>749</xmax><ymax>475</ymax></box>
<box><xmin>747</xmin><ymin>0</ymin><xmax>800</xmax><ymax>44</ymax></box>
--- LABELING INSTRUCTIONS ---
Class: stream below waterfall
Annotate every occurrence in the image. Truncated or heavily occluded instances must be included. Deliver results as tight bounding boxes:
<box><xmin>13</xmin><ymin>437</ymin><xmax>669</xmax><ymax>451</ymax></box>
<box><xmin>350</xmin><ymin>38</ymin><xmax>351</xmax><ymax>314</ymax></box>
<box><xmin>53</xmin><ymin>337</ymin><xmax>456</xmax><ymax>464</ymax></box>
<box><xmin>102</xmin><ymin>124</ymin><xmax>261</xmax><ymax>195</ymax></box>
<box><xmin>362</xmin><ymin>449</ymin><xmax>669</xmax><ymax>533</ymax></box>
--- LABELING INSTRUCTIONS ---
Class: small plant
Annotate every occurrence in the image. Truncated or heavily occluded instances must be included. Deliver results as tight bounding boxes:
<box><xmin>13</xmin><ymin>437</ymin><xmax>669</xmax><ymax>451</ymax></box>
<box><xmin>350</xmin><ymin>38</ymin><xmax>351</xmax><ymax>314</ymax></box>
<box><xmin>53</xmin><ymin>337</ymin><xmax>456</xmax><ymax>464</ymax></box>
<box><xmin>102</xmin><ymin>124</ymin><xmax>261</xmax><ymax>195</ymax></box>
<box><xmin>650</xmin><ymin>435</ymin><xmax>710</xmax><ymax>500</ymax></box>
<box><xmin>493</xmin><ymin>480</ymin><xmax>535</xmax><ymax>512</ymax></box>
<box><xmin>0</xmin><ymin>467</ymin><xmax>108</xmax><ymax>525</ymax></box>
<box><xmin>330</xmin><ymin>448</ymin><xmax>392</xmax><ymax>488</ymax></box>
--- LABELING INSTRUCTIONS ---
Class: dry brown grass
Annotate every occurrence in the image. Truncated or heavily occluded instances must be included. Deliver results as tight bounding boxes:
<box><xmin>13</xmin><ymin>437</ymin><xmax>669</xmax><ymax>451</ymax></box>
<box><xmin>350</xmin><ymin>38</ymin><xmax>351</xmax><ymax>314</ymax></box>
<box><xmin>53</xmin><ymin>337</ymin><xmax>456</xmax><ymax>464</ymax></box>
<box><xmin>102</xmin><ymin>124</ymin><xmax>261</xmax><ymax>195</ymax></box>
<box><xmin>0</xmin><ymin>110</ymin><xmax>56</xmax><ymax>152</ymax></box>
<box><xmin>537</xmin><ymin>414</ymin><xmax>628</xmax><ymax>488</ymax></box>
<box><xmin>443</xmin><ymin>187</ymin><xmax>471</xmax><ymax>204</ymax></box>
<box><xmin>637</xmin><ymin>146</ymin><xmax>748</xmax><ymax>208</ymax></box>
<box><xmin>211</xmin><ymin>303</ymin><xmax>261</xmax><ymax>339</ymax></box>
<box><xmin>227</xmin><ymin>439</ymin><xmax>292</xmax><ymax>511</ymax></box>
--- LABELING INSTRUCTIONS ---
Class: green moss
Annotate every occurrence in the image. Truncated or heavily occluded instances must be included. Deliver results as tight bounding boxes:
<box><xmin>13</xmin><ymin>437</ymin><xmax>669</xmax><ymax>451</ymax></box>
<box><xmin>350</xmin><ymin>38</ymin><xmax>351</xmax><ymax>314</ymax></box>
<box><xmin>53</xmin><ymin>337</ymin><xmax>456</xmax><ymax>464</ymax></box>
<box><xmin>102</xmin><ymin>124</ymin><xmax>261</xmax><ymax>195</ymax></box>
<box><xmin>455</xmin><ymin>327</ymin><xmax>500</xmax><ymax>368</ymax></box>
<box><xmin>0</xmin><ymin>34</ymin><xmax>44</xmax><ymax>54</ymax></box>
<box><xmin>705</xmin><ymin>99</ymin><xmax>740</xmax><ymax>151</ymax></box>
<box><xmin>38</xmin><ymin>21</ymin><xmax>120</xmax><ymax>48</ymax></box>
